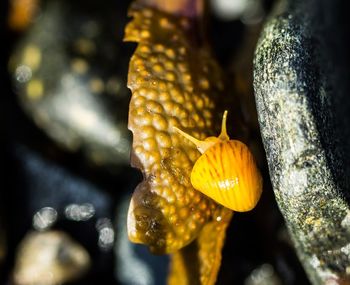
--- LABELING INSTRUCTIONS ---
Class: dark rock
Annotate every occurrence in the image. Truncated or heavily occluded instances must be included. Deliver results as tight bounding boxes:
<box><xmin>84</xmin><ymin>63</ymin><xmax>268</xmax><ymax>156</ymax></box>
<box><xmin>254</xmin><ymin>0</ymin><xmax>350</xmax><ymax>283</ymax></box>
<box><xmin>6</xmin><ymin>144</ymin><xmax>117</xmax><ymax>284</ymax></box>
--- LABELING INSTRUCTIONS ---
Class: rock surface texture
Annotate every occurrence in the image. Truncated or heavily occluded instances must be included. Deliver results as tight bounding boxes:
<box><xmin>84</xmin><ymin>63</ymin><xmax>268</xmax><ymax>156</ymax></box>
<box><xmin>254</xmin><ymin>0</ymin><xmax>350</xmax><ymax>284</ymax></box>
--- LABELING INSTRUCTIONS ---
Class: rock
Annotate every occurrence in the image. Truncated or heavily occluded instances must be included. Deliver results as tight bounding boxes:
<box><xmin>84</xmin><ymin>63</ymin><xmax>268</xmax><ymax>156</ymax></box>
<box><xmin>13</xmin><ymin>230</ymin><xmax>90</xmax><ymax>285</ymax></box>
<box><xmin>254</xmin><ymin>0</ymin><xmax>350</xmax><ymax>283</ymax></box>
<box><xmin>12</xmin><ymin>144</ymin><xmax>114</xmax><ymax>220</ymax></box>
<box><xmin>245</xmin><ymin>263</ymin><xmax>282</xmax><ymax>285</ymax></box>
<box><xmin>8</xmin><ymin>0</ymin><xmax>131</xmax><ymax>170</ymax></box>
<box><xmin>210</xmin><ymin>0</ymin><xmax>264</xmax><ymax>23</ymax></box>
<box><xmin>7</xmin><ymin>144</ymin><xmax>117</xmax><ymax>281</ymax></box>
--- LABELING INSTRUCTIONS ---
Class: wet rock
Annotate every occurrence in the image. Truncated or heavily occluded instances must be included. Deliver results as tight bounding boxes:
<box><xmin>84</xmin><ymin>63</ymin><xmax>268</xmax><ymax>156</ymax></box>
<box><xmin>245</xmin><ymin>264</ymin><xmax>282</xmax><ymax>285</ymax></box>
<box><xmin>6</xmin><ymin>144</ymin><xmax>117</xmax><ymax>282</ymax></box>
<box><xmin>254</xmin><ymin>0</ymin><xmax>350</xmax><ymax>283</ymax></box>
<box><xmin>8</xmin><ymin>0</ymin><xmax>132</xmax><ymax>170</ymax></box>
<box><xmin>210</xmin><ymin>0</ymin><xmax>264</xmax><ymax>24</ymax></box>
<box><xmin>13</xmin><ymin>230</ymin><xmax>90</xmax><ymax>285</ymax></box>
<box><xmin>12</xmin><ymin>144</ymin><xmax>114</xmax><ymax>218</ymax></box>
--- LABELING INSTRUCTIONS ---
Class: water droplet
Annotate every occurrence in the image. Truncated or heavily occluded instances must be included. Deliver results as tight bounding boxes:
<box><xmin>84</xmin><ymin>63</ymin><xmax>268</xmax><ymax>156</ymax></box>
<box><xmin>33</xmin><ymin>207</ymin><xmax>57</xmax><ymax>230</ymax></box>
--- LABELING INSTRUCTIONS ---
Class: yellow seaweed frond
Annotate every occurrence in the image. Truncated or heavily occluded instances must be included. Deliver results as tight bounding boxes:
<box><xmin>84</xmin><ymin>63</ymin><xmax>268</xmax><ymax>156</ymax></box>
<box><xmin>168</xmin><ymin>209</ymin><xmax>233</xmax><ymax>285</ymax></box>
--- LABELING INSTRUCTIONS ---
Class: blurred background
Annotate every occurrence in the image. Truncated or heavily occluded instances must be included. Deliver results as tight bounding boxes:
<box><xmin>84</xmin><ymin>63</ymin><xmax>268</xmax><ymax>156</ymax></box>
<box><xmin>1</xmin><ymin>0</ymin><xmax>310</xmax><ymax>284</ymax></box>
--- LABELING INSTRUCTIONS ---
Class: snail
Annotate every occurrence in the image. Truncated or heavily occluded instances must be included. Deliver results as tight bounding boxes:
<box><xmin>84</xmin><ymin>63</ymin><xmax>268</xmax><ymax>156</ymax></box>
<box><xmin>173</xmin><ymin>111</ymin><xmax>263</xmax><ymax>212</ymax></box>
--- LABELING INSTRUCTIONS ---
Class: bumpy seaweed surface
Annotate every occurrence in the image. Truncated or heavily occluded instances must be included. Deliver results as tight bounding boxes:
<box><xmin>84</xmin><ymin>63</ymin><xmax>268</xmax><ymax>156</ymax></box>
<box><xmin>125</xmin><ymin>1</ymin><xmax>233</xmax><ymax>283</ymax></box>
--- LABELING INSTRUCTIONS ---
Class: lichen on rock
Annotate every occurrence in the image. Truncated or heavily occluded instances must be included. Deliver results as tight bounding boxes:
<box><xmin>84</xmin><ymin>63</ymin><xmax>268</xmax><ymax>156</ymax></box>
<box><xmin>254</xmin><ymin>1</ymin><xmax>350</xmax><ymax>283</ymax></box>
